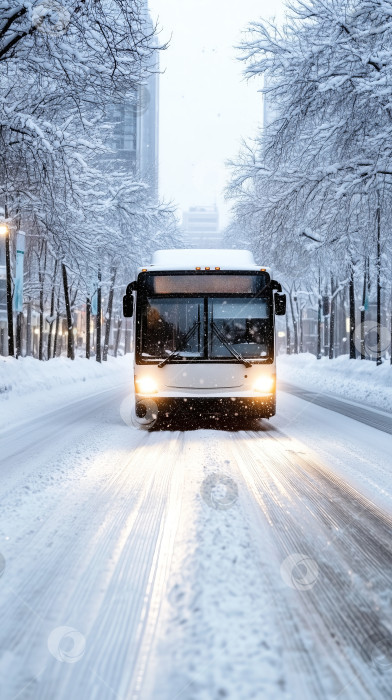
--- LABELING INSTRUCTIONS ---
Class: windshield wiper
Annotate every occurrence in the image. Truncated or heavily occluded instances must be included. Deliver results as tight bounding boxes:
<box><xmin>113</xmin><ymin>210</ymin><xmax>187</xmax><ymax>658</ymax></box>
<box><xmin>210</xmin><ymin>321</ymin><xmax>252</xmax><ymax>368</ymax></box>
<box><xmin>158</xmin><ymin>321</ymin><xmax>201</xmax><ymax>368</ymax></box>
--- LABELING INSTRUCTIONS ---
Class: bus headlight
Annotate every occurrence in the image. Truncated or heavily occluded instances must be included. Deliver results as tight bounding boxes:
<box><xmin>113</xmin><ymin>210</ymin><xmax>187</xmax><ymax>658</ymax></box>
<box><xmin>135</xmin><ymin>377</ymin><xmax>158</xmax><ymax>394</ymax></box>
<box><xmin>253</xmin><ymin>376</ymin><xmax>275</xmax><ymax>393</ymax></box>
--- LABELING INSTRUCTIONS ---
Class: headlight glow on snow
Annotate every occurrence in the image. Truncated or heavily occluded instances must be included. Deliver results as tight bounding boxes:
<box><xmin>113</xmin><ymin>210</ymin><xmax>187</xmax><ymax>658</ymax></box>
<box><xmin>135</xmin><ymin>377</ymin><xmax>158</xmax><ymax>394</ymax></box>
<box><xmin>253</xmin><ymin>376</ymin><xmax>275</xmax><ymax>393</ymax></box>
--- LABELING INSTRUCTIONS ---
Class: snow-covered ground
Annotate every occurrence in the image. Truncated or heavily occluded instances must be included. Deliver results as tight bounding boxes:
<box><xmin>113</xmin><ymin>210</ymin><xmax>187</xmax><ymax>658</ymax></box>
<box><xmin>1</xmin><ymin>358</ymin><xmax>391</xmax><ymax>699</ymax></box>
<box><xmin>0</xmin><ymin>354</ymin><xmax>132</xmax><ymax>432</ymax></box>
<box><xmin>278</xmin><ymin>353</ymin><xmax>392</xmax><ymax>413</ymax></box>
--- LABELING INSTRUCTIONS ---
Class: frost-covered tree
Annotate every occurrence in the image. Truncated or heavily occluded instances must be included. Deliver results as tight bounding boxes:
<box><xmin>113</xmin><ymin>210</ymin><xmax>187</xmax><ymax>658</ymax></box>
<box><xmin>228</xmin><ymin>0</ymin><xmax>392</xmax><ymax>362</ymax></box>
<box><xmin>0</xmin><ymin>0</ymin><xmax>179</xmax><ymax>359</ymax></box>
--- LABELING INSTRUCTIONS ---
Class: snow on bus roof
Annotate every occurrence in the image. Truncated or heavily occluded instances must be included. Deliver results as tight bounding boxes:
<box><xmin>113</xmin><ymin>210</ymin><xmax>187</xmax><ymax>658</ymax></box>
<box><xmin>149</xmin><ymin>249</ymin><xmax>263</xmax><ymax>270</ymax></box>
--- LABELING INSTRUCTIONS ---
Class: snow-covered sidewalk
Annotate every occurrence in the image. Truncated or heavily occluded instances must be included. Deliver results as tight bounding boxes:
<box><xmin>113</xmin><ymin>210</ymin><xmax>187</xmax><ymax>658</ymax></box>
<box><xmin>278</xmin><ymin>353</ymin><xmax>392</xmax><ymax>413</ymax></box>
<box><xmin>0</xmin><ymin>355</ymin><xmax>132</xmax><ymax>432</ymax></box>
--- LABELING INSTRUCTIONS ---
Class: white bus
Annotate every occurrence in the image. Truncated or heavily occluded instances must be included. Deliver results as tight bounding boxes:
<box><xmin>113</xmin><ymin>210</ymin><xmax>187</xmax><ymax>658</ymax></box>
<box><xmin>123</xmin><ymin>249</ymin><xmax>286</xmax><ymax>425</ymax></box>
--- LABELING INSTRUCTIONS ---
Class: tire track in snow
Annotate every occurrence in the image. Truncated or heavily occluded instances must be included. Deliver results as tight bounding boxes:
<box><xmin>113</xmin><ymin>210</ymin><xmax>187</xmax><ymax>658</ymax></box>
<box><xmin>231</xmin><ymin>429</ymin><xmax>392</xmax><ymax>699</ymax></box>
<box><xmin>0</xmin><ymin>421</ymin><xmax>184</xmax><ymax>700</ymax></box>
<box><xmin>229</xmin><ymin>430</ymin><xmax>326</xmax><ymax>700</ymax></box>
<box><xmin>0</xmin><ymin>430</ymin><xmax>154</xmax><ymax>697</ymax></box>
<box><xmin>0</xmin><ymin>385</ymin><xmax>128</xmax><ymax>502</ymax></box>
<box><xmin>279</xmin><ymin>382</ymin><xmax>392</xmax><ymax>435</ymax></box>
<box><xmin>141</xmin><ymin>430</ymin><xmax>289</xmax><ymax>700</ymax></box>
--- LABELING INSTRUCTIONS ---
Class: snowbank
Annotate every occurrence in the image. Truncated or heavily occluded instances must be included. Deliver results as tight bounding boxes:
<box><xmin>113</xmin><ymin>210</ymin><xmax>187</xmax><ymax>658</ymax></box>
<box><xmin>278</xmin><ymin>353</ymin><xmax>392</xmax><ymax>413</ymax></box>
<box><xmin>0</xmin><ymin>354</ymin><xmax>131</xmax><ymax>398</ymax></box>
<box><xmin>0</xmin><ymin>355</ymin><xmax>132</xmax><ymax>431</ymax></box>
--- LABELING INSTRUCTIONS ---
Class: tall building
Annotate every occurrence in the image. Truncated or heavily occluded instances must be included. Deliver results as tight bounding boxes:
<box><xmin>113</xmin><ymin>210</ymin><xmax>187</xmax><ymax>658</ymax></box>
<box><xmin>137</xmin><ymin>68</ymin><xmax>159</xmax><ymax>197</ymax></box>
<box><xmin>104</xmin><ymin>3</ymin><xmax>159</xmax><ymax>198</ymax></box>
<box><xmin>106</xmin><ymin>99</ymin><xmax>138</xmax><ymax>172</ymax></box>
<box><xmin>182</xmin><ymin>205</ymin><xmax>222</xmax><ymax>248</ymax></box>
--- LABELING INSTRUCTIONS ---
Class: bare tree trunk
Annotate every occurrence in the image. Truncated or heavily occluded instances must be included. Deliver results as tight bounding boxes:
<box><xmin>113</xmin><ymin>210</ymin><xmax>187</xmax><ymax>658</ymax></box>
<box><xmin>299</xmin><ymin>305</ymin><xmax>304</xmax><ymax>353</ymax></box>
<box><xmin>114</xmin><ymin>317</ymin><xmax>122</xmax><ymax>357</ymax></box>
<box><xmin>38</xmin><ymin>242</ymin><xmax>47</xmax><ymax>361</ymax></box>
<box><xmin>39</xmin><ymin>282</ymin><xmax>44</xmax><ymax>359</ymax></box>
<box><xmin>349</xmin><ymin>266</ymin><xmax>356</xmax><ymax>359</ymax></box>
<box><xmin>53</xmin><ymin>311</ymin><xmax>60</xmax><ymax>357</ymax></box>
<box><xmin>4</xmin><ymin>202</ymin><xmax>14</xmax><ymax>357</ymax></box>
<box><xmin>286</xmin><ymin>311</ymin><xmax>291</xmax><ymax>355</ymax></box>
<box><xmin>124</xmin><ymin>317</ymin><xmax>131</xmax><ymax>355</ymax></box>
<box><xmin>317</xmin><ymin>272</ymin><xmax>322</xmax><ymax>359</ymax></box>
<box><xmin>86</xmin><ymin>297</ymin><xmax>91</xmax><ymax>359</ymax></box>
<box><xmin>329</xmin><ymin>277</ymin><xmax>335</xmax><ymax>359</ymax></box>
<box><xmin>324</xmin><ymin>316</ymin><xmax>329</xmax><ymax>357</ymax></box>
<box><xmin>26</xmin><ymin>299</ymin><xmax>32</xmax><ymax>356</ymax></box>
<box><xmin>62</xmin><ymin>263</ymin><xmax>74</xmax><ymax>360</ymax></box>
<box><xmin>96</xmin><ymin>266</ymin><xmax>102</xmax><ymax>363</ymax></box>
<box><xmin>289</xmin><ymin>291</ymin><xmax>298</xmax><ymax>354</ymax></box>
<box><xmin>53</xmin><ymin>285</ymin><xmax>61</xmax><ymax>358</ymax></box>
<box><xmin>103</xmin><ymin>267</ymin><xmax>116</xmax><ymax>361</ymax></box>
<box><xmin>376</xmin><ymin>193</ymin><xmax>382</xmax><ymax>365</ymax></box>
<box><xmin>47</xmin><ymin>259</ymin><xmax>58</xmax><ymax>360</ymax></box>
<box><xmin>15</xmin><ymin>312</ymin><xmax>23</xmax><ymax>358</ymax></box>
<box><xmin>339</xmin><ymin>289</ymin><xmax>346</xmax><ymax>357</ymax></box>
<box><xmin>360</xmin><ymin>259</ymin><xmax>368</xmax><ymax>360</ymax></box>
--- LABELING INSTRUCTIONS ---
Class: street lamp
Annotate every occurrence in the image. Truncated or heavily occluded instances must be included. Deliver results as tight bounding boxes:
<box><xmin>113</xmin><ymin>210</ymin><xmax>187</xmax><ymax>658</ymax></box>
<box><xmin>0</xmin><ymin>220</ymin><xmax>14</xmax><ymax>356</ymax></box>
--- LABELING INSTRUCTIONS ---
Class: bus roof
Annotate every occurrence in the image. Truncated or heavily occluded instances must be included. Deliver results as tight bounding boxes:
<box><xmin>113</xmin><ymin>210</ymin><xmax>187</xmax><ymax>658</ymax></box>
<box><xmin>144</xmin><ymin>249</ymin><xmax>269</xmax><ymax>272</ymax></box>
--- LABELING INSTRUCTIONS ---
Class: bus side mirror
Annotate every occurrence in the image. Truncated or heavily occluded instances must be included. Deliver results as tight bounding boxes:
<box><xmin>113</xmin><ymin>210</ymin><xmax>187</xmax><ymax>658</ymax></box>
<box><xmin>275</xmin><ymin>293</ymin><xmax>286</xmax><ymax>316</ymax></box>
<box><xmin>271</xmin><ymin>279</ymin><xmax>282</xmax><ymax>293</ymax></box>
<box><xmin>123</xmin><ymin>281</ymin><xmax>137</xmax><ymax>317</ymax></box>
<box><xmin>123</xmin><ymin>293</ymin><xmax>134</xmax><ymax>318</ymax></box>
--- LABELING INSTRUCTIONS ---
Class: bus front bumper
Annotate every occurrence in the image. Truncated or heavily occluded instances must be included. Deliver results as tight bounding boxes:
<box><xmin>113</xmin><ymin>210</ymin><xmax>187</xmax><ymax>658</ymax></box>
<box><xmin>135</xmin><ymin>391</ymin><xmax>276</xmax><ymax>418</ymax></box>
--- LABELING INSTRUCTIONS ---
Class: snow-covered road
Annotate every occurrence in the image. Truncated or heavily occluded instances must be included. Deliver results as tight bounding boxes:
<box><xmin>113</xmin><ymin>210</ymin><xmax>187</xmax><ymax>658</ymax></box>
<box><xmin>1</xmin><ymin>371</ymin><xmax>391</xmax><ymax>700</ymax></box>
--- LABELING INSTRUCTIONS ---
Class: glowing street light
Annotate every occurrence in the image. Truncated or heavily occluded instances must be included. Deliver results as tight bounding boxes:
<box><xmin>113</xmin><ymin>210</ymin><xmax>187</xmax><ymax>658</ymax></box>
<box><xmin>0</xmin><ymin>223</ymin><xmax>8</xmax><ymax>236</ymax></box>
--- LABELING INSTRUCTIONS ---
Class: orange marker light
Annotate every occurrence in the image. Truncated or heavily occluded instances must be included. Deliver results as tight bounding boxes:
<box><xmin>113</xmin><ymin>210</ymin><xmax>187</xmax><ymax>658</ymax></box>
<box><xmin>142</xmin><ymin>268</ymin><xmax>147</xmax><ymax>272</ymax></box>
<box><xmin>195</xmin><ymin>266</ymin><xmax>201</xmax><ymax>270</ymax></box>
<box><xmin>260</xmin><ymin>267</ymin><xmax>266</xmax><ymax>271</ymax></box>
<box><xmin>215</xmin><ymin>266</ymin><xmax>220</xmax><ymax>270</ymax></box>
<box><xmin>205</xmin><ymin>266</ymin><xmax>210</xmax><ymax>270</ymax></box>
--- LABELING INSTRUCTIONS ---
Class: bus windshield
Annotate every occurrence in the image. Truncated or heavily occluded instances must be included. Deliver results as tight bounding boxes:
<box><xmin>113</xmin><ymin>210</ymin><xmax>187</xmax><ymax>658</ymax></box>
<box><xmin>142</xmin><ymin>298</ymin><xmax>204</xmax><ymax>359</ymax></box>
<box><xmin>140</xmin><ymin>296</ymin><xmax>272</xmax><ymax>361</ymax></box>
<box><xmin>210</xmin><ymin>298</ymin><xmax>270</xmax><ymax>359</ymax></box>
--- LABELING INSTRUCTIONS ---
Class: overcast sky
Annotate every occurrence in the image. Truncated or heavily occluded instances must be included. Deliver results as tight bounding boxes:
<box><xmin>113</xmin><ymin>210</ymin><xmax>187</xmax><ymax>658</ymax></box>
<box><xmin>147</xmin><ymin>0</ymin><xmax>284</xmax><ymax>228</ymax></box>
